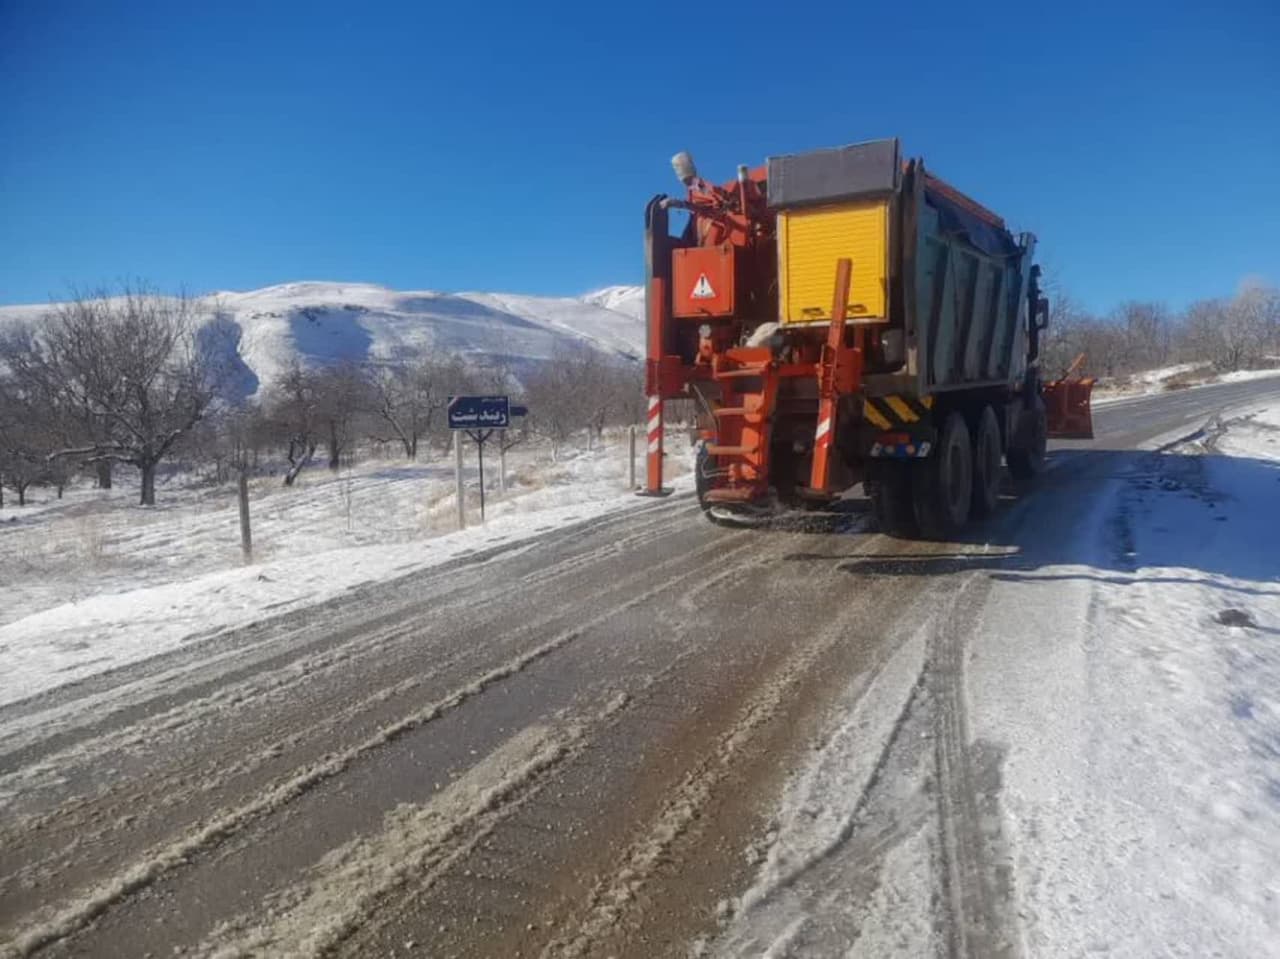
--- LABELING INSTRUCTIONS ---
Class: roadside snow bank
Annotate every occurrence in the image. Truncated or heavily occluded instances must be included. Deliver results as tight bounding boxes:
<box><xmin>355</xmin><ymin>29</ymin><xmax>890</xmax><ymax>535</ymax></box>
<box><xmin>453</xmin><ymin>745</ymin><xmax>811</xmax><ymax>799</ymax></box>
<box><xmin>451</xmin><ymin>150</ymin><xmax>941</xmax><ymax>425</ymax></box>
<box><xmin>970</xmin><ymin>405</ymin><xmax>1280</xmax><ymax>955</ymax></box>
<box><xmin>1093</xmin><ymin>364</ymin><xmax>1280</xmax><ymax>406</ymax></box>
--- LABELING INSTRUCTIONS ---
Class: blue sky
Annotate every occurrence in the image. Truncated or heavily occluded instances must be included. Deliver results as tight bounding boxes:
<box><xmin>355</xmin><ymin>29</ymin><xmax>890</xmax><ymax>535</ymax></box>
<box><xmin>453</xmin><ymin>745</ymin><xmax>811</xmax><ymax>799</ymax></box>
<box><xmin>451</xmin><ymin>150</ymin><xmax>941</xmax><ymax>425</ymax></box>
<box><xmin>1</xmin><ymin>0</ymin><xmax>1276</xmax><ymax>311</ymax></box>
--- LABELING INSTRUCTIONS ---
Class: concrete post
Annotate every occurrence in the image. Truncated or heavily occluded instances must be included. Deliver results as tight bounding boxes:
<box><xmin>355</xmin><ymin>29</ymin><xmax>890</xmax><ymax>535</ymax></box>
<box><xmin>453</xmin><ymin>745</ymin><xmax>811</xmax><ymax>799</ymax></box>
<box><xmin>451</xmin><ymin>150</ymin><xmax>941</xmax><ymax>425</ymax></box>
<box><xmin>238</xmin><ymin>472</ymin><xmax>252</xmax><ymax>563</ymax></box>
<box><xmin>628</xmin><ymin>425</ymin><xmax>637</xmax><ymax>490</ymax></box>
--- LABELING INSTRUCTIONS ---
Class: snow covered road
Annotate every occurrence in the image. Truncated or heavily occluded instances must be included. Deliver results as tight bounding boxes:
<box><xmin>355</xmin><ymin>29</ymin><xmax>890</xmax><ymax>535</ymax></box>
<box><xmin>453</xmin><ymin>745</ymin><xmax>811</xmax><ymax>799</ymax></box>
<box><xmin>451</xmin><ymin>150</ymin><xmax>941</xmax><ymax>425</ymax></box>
<box><xmin>2</xmin><ymin>378</ymin><xmax>1279</xmax><ymax>958</ymax></box>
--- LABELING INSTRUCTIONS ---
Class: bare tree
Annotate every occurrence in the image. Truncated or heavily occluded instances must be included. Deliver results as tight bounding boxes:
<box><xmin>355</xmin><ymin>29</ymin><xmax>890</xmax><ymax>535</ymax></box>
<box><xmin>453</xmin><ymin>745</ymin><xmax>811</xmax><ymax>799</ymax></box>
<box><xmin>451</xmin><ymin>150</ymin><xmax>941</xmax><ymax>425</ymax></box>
<box><xmin>0</xmin><ymin>286</ymin><xmax>225</xmax><ymax>505</ymax></box>
<box><xmin>521</xmin><ymin>344</ymin><xmax>642</xmax><ymax>457</ymax></box>
<box><xmin>523</xmin><ymin>346</ymin><xmax>594</xmax><ymax>459</ymax></box>
<box><xmin>312</xmin><ymin>363</ymin><xmax>370</xmax><ymax>471</ymax></box>
<box><xmin>1180</xmin><ymin>284</ymin><xmax>1279</xmax><ymax>373</ymax></box>
<box><xmin>1036</xmin><ymin>291</ymin><xmax>1176</xmax><ymax>381</ymax></box>
<box><xmin>597</xmin><ymin>361</ymin><xmax>644</xmax><ymax>436</ymax></box>
<box><xmin>265</xmin><ymin>361</ymin><xmax>321</xmax><ymax>486</ymax></box>
<box><xmin>580</xmin><ymin>352</ymin><xmax>613</xmax><ymax>447</ymax></box>
<box><xmin>0</xmin><ymin>376</ymin><xmax>50</xmax><ymax>506</ymax></box>
<box><xmin>190</xmin><ymin>404</ymin><xmax>273</xmax><ymax>484</ymax></box>
<box><xmin>370</xmin><ymin>365</ymin><xmax>426</xmax><ymax>460</ymax></box>
<box><xmin>1112</xmin><ymin>301</ymin><xmax>1172</xmax><ymax>372</ymax></box>
<box><xmin>369</xmin><ymin>356</ymin><xmax>472</xmax><ymax>460</ymax></box>
<box><xmin>0</xmin><ymin>444</ymin><xmax>46</xmax><ymax>506</ymax></box>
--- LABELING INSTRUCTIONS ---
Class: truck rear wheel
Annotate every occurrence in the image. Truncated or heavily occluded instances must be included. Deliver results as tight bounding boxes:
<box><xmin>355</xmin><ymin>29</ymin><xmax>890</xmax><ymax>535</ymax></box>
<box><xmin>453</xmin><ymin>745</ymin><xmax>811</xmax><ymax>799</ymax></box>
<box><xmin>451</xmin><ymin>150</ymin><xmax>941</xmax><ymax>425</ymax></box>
<box><xmin>866</xmin><ymin>461</ymin><xmax>916</xmax><ymax>537</ymax></box>
<box><xmin>913</xmin><ymin>411</ymin><xmax>973</xmax><ymax>539</ymax></box>
<box><xmin>970</xmin><ymin>405</ymin><xmax>1003</xmax><ymax>517</ymax></box>
<box><xmin>1007</xmin><ymin>397</ymin><xmax>1048</xmax><ymax>480</ymax></box>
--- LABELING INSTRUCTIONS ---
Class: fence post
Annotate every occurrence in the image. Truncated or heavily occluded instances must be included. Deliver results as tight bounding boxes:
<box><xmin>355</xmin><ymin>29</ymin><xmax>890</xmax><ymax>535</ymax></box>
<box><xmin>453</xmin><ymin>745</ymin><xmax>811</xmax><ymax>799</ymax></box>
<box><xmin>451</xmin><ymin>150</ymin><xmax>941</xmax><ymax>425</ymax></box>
<box><xmin>238</xmin><ymin>471</ymin><xmax>252</xmax><ymax>563</ymax></box>
<box><xmin>454</xmin><ymin>432</ymin><xmax>466</xmax><ymax>530</ymax></box>
<box><xmin>628</xmin><ymin>425</ymin><xmax>637</xmax><ymax>490</ymax></box>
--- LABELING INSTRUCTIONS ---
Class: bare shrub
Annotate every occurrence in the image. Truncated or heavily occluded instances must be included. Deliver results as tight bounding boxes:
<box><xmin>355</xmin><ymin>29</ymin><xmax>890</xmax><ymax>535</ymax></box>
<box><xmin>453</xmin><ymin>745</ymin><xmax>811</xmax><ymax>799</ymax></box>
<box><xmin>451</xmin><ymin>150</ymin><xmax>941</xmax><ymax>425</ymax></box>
<box><xmin>523</xmin><ymin>345</ymin><xmax>641</xmax><ymax>459</ymax></box>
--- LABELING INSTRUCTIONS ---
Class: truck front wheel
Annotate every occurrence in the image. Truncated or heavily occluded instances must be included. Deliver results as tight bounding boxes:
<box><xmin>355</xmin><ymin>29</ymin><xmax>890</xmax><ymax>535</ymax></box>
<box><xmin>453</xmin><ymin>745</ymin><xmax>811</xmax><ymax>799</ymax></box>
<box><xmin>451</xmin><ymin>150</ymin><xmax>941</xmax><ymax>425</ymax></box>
<box><xmin>913</xmin><ymin>411</ymin><xmax>973</xmax><ymax>539</ymax></box>
<box><xmin>1007</xmin><ymin>397</ymin><xmax>1048</xmax><ymax>480</ymax></box>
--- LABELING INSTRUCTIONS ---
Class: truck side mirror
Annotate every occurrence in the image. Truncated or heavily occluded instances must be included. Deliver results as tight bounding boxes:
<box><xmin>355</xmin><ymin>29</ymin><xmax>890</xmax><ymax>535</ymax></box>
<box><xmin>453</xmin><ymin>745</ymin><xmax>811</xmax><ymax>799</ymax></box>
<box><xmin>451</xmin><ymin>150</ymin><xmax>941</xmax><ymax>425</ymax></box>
<box><xmin>1035</xmin><ymin>296</ymin><xmax>1050</xmax><ymax>330</ymax></box>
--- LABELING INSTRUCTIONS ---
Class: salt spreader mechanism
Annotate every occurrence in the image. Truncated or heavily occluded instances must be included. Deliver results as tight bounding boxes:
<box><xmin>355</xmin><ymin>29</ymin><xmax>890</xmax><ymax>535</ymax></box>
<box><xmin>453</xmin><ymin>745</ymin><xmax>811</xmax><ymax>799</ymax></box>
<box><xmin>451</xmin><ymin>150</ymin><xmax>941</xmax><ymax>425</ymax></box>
<box><xmin>642</xmin><ymin>138</ymin><xmax>1093</xmax><ymax>537</ymax></box>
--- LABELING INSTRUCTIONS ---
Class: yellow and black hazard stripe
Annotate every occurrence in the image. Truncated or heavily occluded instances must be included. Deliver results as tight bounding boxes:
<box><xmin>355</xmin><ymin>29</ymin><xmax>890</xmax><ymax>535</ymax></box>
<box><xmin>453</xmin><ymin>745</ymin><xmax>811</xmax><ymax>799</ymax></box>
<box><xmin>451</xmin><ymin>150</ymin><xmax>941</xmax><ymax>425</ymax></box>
<box><xmin>861</xmin><ymin>394</ymin><xmax>934</xmax><ymax>430</ymax></box>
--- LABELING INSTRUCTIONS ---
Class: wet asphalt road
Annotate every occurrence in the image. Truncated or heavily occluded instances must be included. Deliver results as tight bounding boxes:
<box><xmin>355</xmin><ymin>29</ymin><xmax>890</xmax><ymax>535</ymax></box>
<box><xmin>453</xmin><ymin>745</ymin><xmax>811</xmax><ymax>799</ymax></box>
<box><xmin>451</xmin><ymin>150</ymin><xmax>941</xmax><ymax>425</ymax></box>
<box><xmin>1</xmin><ymin>376</ymin><xmax>1278</xmax><ymax>959</ymax></box>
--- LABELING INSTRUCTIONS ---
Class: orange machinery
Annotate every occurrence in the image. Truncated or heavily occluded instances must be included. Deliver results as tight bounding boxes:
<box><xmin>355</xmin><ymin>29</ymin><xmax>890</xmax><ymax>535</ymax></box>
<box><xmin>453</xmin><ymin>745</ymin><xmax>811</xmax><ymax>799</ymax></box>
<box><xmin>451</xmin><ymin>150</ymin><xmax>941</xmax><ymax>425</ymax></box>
<box><xmin>642</xmin><ymin>139</ymin><xmax>1093</xmax><ymax>536</ymax></box>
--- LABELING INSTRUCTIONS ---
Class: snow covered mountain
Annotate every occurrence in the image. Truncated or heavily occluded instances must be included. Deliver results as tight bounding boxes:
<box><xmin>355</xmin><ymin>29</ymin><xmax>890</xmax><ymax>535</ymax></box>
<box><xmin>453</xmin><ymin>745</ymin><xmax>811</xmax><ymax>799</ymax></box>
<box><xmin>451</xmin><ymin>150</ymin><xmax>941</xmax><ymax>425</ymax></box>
<box><xmin>580</xmin><ymin>285</ymin><xmax>645</xmax><ymax>321</ymax></box>
<box><xmin>0</xmin><ymin>282</ymin><xmax>646</xmax><ymax>399</ymax></box>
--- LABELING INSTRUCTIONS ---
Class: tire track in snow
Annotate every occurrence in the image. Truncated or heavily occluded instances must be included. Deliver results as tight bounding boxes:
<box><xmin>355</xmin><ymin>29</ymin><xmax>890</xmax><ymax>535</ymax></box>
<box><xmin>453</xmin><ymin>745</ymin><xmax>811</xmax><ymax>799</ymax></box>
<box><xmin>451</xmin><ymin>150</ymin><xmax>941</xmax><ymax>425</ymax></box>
<box><xmin>544</xmin><ymin>532</ymin><xmax>906</xmax><ymax>959</ymax></box>
<box><xmin>0</xmin><ymin>656</ymin><xmax>469</xmax><ymax>903</ymax></box>
<box><xmin>3</xmin><ymin>526</ymin><xmax>746</xmax><ymax>895</ymax></box>
<box><xmin>200</xmin><ymin>695</ymin><xmax>630</xmax><ymax>958</ymax></box>
<box><xmin>337</xmin><ymin>547</ymin><xmax>816</xmax><ymax>956</ymax></box>
<box><xmin>701</xmin><ymin>543</ymin><xmax>1015</xmax><ymax>958</ymax></box>
<box><xmin>3</xmin><ymin>526</ymin><xmax>746</xmax><ymax>898</ymax></box>
<box><xmin>0</xmin><ymin>501</ymin><xmax>695</xmax><ymax>764</ymax></box>
<box><xmin>0</xmin><ymin>506</ymin><xmax>711</xmax><ymax>809</ymax></box>
<box><xmin>2</xmin><ymin>532</ymin><xmax>755</xmax><ymax>957</ymax></box>
<box><xmin>0</xmin><ymin>617</ymin><xmax>428</xmax><ymax>805</ymax></box>
<box><xmin>930</xmin><ymin>569</ymin><xmax>1022</xmax><ymax>959</ymax></box>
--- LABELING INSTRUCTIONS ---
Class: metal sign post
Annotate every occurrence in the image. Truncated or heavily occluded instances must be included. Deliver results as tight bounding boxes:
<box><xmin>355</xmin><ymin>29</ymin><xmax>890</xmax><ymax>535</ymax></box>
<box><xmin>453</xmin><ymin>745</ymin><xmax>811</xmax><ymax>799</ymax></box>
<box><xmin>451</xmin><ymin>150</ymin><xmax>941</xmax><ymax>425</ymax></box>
<box><xmin>454</xmin><ymin>432</ymin><xmax>466</xmax><ymax>530</ymax></box>
<box><xmin>448</xmin><ymin>396</ymin><xmax>528</xmax><ymax>524</ymax></box>
<box><xmin>467</xmin><ymin>428</ymin><xmax>493</xmax><ymax>520</ymax></box>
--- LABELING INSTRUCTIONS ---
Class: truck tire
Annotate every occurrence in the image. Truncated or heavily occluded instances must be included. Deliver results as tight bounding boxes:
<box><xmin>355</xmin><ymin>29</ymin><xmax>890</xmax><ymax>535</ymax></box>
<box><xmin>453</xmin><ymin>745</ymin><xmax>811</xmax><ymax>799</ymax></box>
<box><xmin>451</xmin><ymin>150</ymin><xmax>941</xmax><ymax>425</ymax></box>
<box><xmin>912</xmin><ymin>411</ymin><xmax>973</xmax><ymax>539</ymax></box>
<box><xmin>970</xmin><ymin>405</ymin><xmax>1003</xmax><ymax>517</ymax></box>
<box><xmin>1007</xmin><ymin>397</ymin><xmax>1048</xmax><ymax>480</ymax></box>
<box><xmin>866</xmin><ymin>461</ymin><xmax>916</xmax><ymax>537</ymax></box>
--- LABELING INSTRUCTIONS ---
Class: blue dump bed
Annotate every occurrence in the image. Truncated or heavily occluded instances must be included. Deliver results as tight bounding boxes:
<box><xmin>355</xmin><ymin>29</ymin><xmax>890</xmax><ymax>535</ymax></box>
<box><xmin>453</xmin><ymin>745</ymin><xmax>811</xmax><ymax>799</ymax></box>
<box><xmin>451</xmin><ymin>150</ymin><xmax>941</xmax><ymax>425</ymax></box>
<box><xmin>909</xmin><ymin>175</ymin><xmax>1035</xmax><ymax>395</ymax></box>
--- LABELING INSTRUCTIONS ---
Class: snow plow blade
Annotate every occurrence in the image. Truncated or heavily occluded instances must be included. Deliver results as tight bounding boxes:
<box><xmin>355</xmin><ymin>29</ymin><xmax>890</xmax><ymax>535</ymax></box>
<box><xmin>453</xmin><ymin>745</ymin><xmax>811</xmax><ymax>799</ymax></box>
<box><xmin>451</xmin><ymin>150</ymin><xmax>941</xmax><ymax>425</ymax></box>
<box><xmin>1044</xmin><ymin>377</ymin><xmax>1095</xmax><ymax>439</ymax></box>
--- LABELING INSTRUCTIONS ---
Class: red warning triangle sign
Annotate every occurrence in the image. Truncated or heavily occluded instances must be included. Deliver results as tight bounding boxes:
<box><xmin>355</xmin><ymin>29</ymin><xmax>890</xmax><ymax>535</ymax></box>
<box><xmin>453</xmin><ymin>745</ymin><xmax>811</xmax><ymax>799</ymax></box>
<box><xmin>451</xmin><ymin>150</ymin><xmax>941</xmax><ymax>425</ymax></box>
<box><xmin>690</xmin><ymin>273</ymin><xmax>716</xmax><ymax>299</ymax></box>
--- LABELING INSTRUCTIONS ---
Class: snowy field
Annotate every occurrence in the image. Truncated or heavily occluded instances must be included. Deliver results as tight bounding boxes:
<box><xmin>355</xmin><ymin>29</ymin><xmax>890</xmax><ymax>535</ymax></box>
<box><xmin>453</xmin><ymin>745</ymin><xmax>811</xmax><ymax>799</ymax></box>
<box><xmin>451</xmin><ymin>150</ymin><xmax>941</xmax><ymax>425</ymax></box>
<box><xmin>0</xmin><ymin>434</ymin><xmax>693</xmax><ymax>708</ymax></box>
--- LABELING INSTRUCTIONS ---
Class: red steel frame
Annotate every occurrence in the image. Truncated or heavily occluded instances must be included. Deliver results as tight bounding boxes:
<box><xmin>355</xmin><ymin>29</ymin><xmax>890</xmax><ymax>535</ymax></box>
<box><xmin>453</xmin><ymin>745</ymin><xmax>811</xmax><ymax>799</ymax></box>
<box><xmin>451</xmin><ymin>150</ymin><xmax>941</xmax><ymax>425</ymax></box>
<box><xmin>643</xmin><ymin>166</ymin><xmax>874</xmax><ymax>503</ymax></box>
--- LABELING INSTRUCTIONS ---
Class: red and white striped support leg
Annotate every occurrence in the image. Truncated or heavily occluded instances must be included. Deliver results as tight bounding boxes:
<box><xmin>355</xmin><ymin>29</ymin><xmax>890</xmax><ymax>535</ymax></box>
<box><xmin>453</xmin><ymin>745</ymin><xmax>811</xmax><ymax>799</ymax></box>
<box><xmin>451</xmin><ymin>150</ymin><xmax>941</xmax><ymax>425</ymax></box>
<box><xmin>808</xmin><ymin>257</ymin><xmax>854</xmax><ymax>494</ymax></box>
<box><xmin>808</xmin><ymin>402</ymin><xmax>837</xmax><ymax>492</ymax></box>
<box><xmin>645</xmin><ymin>395</ymin><xmax>664</xmax><ymax>493</ymax></box>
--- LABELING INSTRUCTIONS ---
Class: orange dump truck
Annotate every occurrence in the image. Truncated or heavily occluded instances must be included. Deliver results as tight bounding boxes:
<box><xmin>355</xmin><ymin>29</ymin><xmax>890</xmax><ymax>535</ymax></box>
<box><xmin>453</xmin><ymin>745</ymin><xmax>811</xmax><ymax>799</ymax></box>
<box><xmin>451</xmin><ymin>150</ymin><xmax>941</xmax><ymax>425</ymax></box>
<box><xmin>642</xmin><ymin>138</ymin><xmax>1093</xmax><ymax>537</ymax></box>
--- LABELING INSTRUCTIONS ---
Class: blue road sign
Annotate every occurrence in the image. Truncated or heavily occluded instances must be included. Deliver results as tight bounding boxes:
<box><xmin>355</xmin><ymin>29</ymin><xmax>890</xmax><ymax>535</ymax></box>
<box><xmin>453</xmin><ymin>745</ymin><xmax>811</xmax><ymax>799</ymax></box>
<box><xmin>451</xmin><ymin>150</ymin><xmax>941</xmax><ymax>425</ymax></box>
<box><xmin>447</xmin><ymin>395</ymin><xmax>510</xmax><ymax>430</ymax></box>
